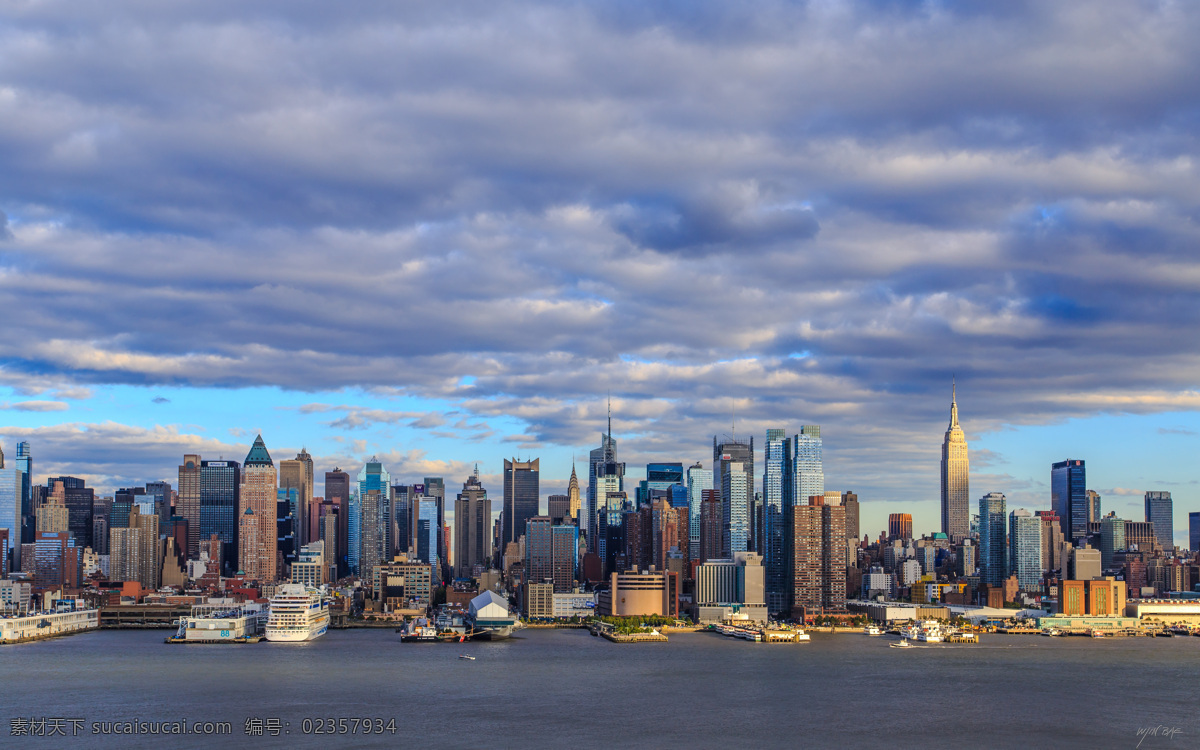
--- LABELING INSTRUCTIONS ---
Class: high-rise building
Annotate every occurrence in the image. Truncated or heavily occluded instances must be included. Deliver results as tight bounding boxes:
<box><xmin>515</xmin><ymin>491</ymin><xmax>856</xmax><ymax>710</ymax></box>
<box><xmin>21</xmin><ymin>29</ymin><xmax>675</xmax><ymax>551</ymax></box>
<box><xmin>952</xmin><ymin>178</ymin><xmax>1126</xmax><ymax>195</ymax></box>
<box><xmin>45</xmin><ymin>476</ymin><xmax>94</xmax><ymax>551</ymax></box>
<box><xmin>686</xmin><ymin>463</ymin><xmax>712</xmax><ymax>563</ymax></box>
<box><xmin>36</xmin><ymin>481</ymin><xmax>69</xmax><ymax>534</ymax></box>
<box><xmin>238</xmin><ymin>435</ymin><xmax>277</xmax><ymax>582</ymax></box>
<box><xmin>1190</xmin><ymin>512</ymin><xmax>1200</xmax><ymax>553</ymax></box>
<box><xmin>650</xmin><ymin>497</ymin><xmax>688</xmax><ymax>574</ymax></box>
<box><xmin>200</xmin><ymin>459</ymin><xmax>239</xmax><ymax>574</ymax></box>
<box><xmin>979</xmin><ymin>492</ymin><xmax>1008</xmax><ymax>586</ymax></box>
<box><xmin>547</xmin><ymin>494</ymin><xmax>570</xmax><ymax>525</ymax></box>
<box><xmin>0</xmin><ymin>446</ymin><xmax>19</xmax><ymax>573</ymax></box>
<box><xmin>888</xmin><ymin>513</ymin><xmax>913</xmax><ymax>541</ymax></box>
<box><xmin>714</xmin><ymin>437</ymin><xmax>754</xmax><ymax>559</ymax></box>
<box><xmin>639</xmin><ymin>462</ymin><xmax>684</xmax><ymax>505</ymax></box>
<box><xmin>178</xmin><ymin>454</ymin><xmax>202</xmax><ymax>559</ymax></box>
<box><xmin>1051</xmin><ymin>460</ymin><xmax>1087</xmax><ymax>542</ymax></box>
<box><xmin>567</xmin><ymin>465</ymin><xmax>581</xmax><ymax>528</ymax></box>
<box><xmin>763</xmin><ymin>428</ymin><xmax>787</xmax><ymax>614</ymax></box>
<box><xmin>525</xmin><ymin>516</ymin><xmax>578</xmax><ymax>592</ymax></box>
<box><xmin>454</xmin><ymin>469</ymin><xmax>491</xmax><ymax>578</ymax></box>
<box><xmin>145</xmin><ymin>481</ymin><xmax>172</xmax><ymax>532</ymax></box>
<box><xmin>424</xmin><ymin>476</ymin><xmax>446</xmax><ymax>574</ymax></box>
<box><xmin>34</xmin><ymin>530</ymin><xmax>77</xmax><ymax>587</ymax></box>
<box><xmin>940</xmin><ymin>383</ymin><xmax>970</xmax><ymax>540</ymax></box>
<box><xmin>15</xmin><ymin>442</ymin><xmax>31</xmax><ymax>544</ymax></box>
<box><xmin>787</xmin><ymin>498</ymin><xmax>847</xmax><ymax>619</ymax></box>
<box><xmin>1100</xmin><ymin>515</ymin><xmax>1125</xmax><ymax>571</ymax></box>
<box><xmin>357</xmin><ymin>458</ymin><xmax>392</xmax><ymax>561</ymax></box>
<box><xmin>415</xmin><ymin>496</ymin><xmax>439</xmax><ymax>572</ymax></box>
<box><xmin>698</xmin><ymin>489</ymin><xmax>722</xmax><ymax>563</ymax></box>
<box><xmin>842</xmin><ymin>491</ymin><xmax>860</xmax><ymax>545</ymax></box>
<box><xmin>503</xmin><ymin>458</ymin><xmax>540</xmax><ymax>549</ymax></box>
<box><xmin>1086</xmin><ymin>490</ymin><xmax>1102</xmax><ymax>524</ymax></box>
<box><xmin>1144</xmin><ymin>491</ymin><xmax>1173</xmax><ymax>552</ymax></box>
<box><xmin>276</xmin><ymin>487</ymin><xmax>298</xmax><ymax>575</ymax></box>
<box><xmin>324</xmin><ymin>468</ymin><xmax>351</xmax><ymax>576</ymax></box>
<box><xmin>783</xmin><ymin>427</ymin><xmax>822</xmax><ymax>511</ymax></box>
<box><xmin>1008</xmin><ymin>509</ymin><xmax>1042</xmax><ymax>592</ymax></box>
<box><xmin>279</xmin><ymin>450</ymin><xmax>314</xmax><ymax>547</ymax></box>
<box><xmin>1036</xmin><ymin>510</ymin><xmax>1064</xmax><ymax>573</ymax></box>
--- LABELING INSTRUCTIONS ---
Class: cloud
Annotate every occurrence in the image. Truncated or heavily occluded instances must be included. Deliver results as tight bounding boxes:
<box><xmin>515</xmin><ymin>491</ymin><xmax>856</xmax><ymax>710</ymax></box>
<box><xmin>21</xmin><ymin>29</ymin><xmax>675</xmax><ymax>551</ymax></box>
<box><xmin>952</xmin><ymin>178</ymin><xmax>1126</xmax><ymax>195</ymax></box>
<box><xmin>1098</xmin><ymin>487</ymin><xmax>1144</xmax><ymax>497</ymax></box>
<box><xmin>2</xmin><ymin>400</ymin><xmax>70</xmax><ymax>412</ymax></box>
<box><xmin>0</xmin><ymin>210</ymin><xmax>11</xmax><ymax>241</ymax></box>
<box><xmin>151</xmin><ymin>396</ymin><xmax>170</xmax><ymax>404</ymax></box>
<box><xmin>1157</xmin><ymin>426</ymin><xmax>1196</xmax><ymax>437</ymax></box>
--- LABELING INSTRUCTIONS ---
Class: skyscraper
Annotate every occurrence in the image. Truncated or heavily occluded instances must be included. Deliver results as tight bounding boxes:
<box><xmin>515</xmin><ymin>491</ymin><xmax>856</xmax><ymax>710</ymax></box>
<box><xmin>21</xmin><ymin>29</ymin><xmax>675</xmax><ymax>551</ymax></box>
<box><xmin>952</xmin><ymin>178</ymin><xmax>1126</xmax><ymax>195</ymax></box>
<box><xmin>525</xmin><ymin>516</ymin><xmax>578</xmax><ymax>592</ymax></box>
<box><xmin>979</xmin><ymin>492</ymin><xmax>1008</xmax><ymax>586</ymax></box>
<box><xmin>45</xmin><ymin>476</ymin><xmax>94</xmax><ymax>551</ymax></box>
<box><xmin>547</xmin><ymin>494</ymin><xmax>570</xmax><ymax>525</ymax></box>
<box><xmin>358</xmin><ymin>488</ymin><xmax>386</xmax><ymax>581</ymax></box>
<box><xmin>567</xmin><ymin>464</ymin><xmax>581</xmax><ymax>528</ymax></box>
<box><xmin>238</xmin><ymin>435</ymin><xmax>277</xmax><ymax>582</ymax></box>
<box><xmin>888</xmin><ymin>513</ymin><xmax>913</xmax><ymax>541</ymax></box>
<box><xmin>698</xmin><ymin>489</ymin><xmax>722</xmax><ymax>563</ymax></box>
<box><xmin>1100</xmin><ymin>515</ymin><xmax>1125</xmax><ymax>571</ymax></box>
<box><xmin>1051</xmin><ymin>460</ymin><xmax>1087</xmax><ymax>542</ymax></box>
<box><xmin>276</xmin><ymin>487</ymin><xmax>298</xmax><ymax>574</ymax></box>
<box><xmin>324</xmin><ymin>468</ymin><xmax>350</xmax><ymax>577</ymax></box>
<box><xmin>454</xmin><ymin>469</ymin><xmax>491</xmax><ymax>578</ymax></box>
<box><xmin>15</xmin><ymin>442</ymin><xmax>31</xmax><ymax>544</ymax></box>
<box><xmin>587</xmin><ymin>429</ymin><xmax>619</xmax><ymax>554</ymax></box>
<box><xmin>763</xmin><ymin>428</ymin><xmax>787</xmax><ymax>614</ymax></box>
<box><xmin>425</xmin><ymin>476</ymin><xmax>446</xmax><ymax>572</ymax></box>
<box><xmin>415</xmin><ymin>496</ymin><xmax>439</xmax><ymax>570</ymax></box>
<box><xmin>783</xmin><ymin>427</ymin><xmax>822</xmax><ymax>509</ymax></box>
<box><xmin>178</xmin><ymin>454</ymin><xmax>202</xmax><ymax>559</ymax></box>
<box><xmin>1144</xmin><ymin>491</ymin><xmax>1174</xmax><ymax>552</ymax></box>
<box><xmin>0</xmin><ymin>446</ymin><xmax>22</xmax><ymax>572</ymax></box>
<box><xmin>1008</xmin><ymin>509</ymin><xmax>1042</xmax><ymax>592</ymax></box>
<box><xmin>145</xmin><ymin>481</ymin><xmax>172</xmax><ymax>532</ymax></box>
<box><xmin>714</xmin><ymin>437</ymin><xmax>753</xmax><ymax>559</ymax></box>
<box><xmin>940</xmin><ymin>383</ymin><xmax>970</xmax><ymax>540</ymax></box>
<box><xmin>686</xmin><ymin>463</ymin><xmax>712</xmax><ymax>563</ymax></box>
<box><xmin>200</xmin><ymin>459</ymin><xmax>239</xmax><ymax>573</ymax></box>
<box><xmin>503</xmin><ymin>459</ymin><xmax>540</xmax><ymax>549</ymax></box>
<box><xmin>358</xmin><ymin>458</ymin><xmax>392</xmax><ymax>559</ymax></box>
<box><xmin>1190</xmin><ymin>512</ymin><xmax>1200</xmax><ymax>553</ymax></box>
<box><xmin>640</xmin><ymin>462</ymin><xmax>684</xmax><ymax>504</ymax></box>
<box><xmin>787</xmin><ymin>497</ymin><xmax>846</xmax><ymax>619</ymax></box>
<box><xmin>1086</xmin><ymin>490</ymin><xmax>1102</xmax><ymax>524</ymax></box>
<box><xmin>279</xmin><ymin>451</ymin><xmax>314</xmax><ymax>547</ymax></box>
<box><xmin>842</xmin><ymin>491</ymin><xmax>860</xmax><ymax>544</ymax></box>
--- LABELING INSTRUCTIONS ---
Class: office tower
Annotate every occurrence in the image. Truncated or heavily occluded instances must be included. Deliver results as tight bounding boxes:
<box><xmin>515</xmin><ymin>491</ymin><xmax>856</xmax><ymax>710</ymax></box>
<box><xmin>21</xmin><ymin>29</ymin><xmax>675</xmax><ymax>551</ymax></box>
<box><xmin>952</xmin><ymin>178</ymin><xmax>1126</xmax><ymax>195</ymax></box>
<box><xmin>279</xmin><ymin>453</ymin><xmax>312</xmax><ymax>547</ymax></box>
<box><xmin>842</xmin><ymin>491</ymin><xmax>860</xmax><ymax>545</ymax></box>
<box><xmin>888</xmin><ymin>513</ymin><xmax>913</xmax><ymax>541</ymax></box>
<box><xmin>178</xmin><ymin>454</ymin><xmax>202</xmax><ymax>559</ymax></box>
<box><xmin>45</xmin><ymin>476</ymin><xmax>94</xmax><ymax>550</ymax></box>
<box><xmin>321</xmin><ymin>510</ymin><xmax>339</xmax><ymax>581</ymax></box>
<box><xmin>763</xmin><ymin>428</ymin><xmax>787</xmax><ymax>613</ymax></box>
<box><xmin>1190</xmin><ymin>512</ymin><xmax>1200</xmax><ymax>553</ymax></box>
<box><xmin>1051</xmin><ymin>459</ymin><xmax>1087</xmax><ymax>542</ymax></box>
<box><xmin>132</xmin><ymin>506</ymin><xmax>161</xmax><ymax>590</ymax></box>
<box><xmin>36</xmin><ymin>481</ymin><xmax>69</xmax><ymax>534</ymax></box>
<box><xmin>292</xmin><ymin>540</ymin><xmax>325</xmax><ymax>587</ymax></box>
<box><xmin>357</xmin><ymin>458</ymin><xmax>392</xmax><ymax>558</ymax></box>
<box><xmin>715</xmin><ymin>435</ymin><xmax>754</xmax><ymax>557</ymax></box>
<box><xmin>324</xmin><ymin>468</ymin><xmax>351</xmax><ymax>576</ymax></box>
<box><xmin>238</xmin><ymin>435</ymin><xmax>277</xmax><ymax>582</ymax></box>
<box><xmin>686</xmin><ymin>463</ymin><xmax>712</xmax><ymax>563</ymax></box>
<box><xmin>1036</xmin><ymin>510</ymin><xmax>1064</xmax><ymax>573</ymax></box>
<box><xmin>424</xmin><ymin>476</ymin><xmax>446</xmax><ymax>572</ymax></box>
<box><xmin>587</xmin><ymin>414</ymin><xmax>621</xmax><ymax>554</ymax></box>
<box><xmin>1008</xmin><ymin>509</ymin><xmax>1041</xmax><ymax>592</ymax></box>
<box><xmin>34</xmin><ymin>530</ymin><xmax>77</xmax><ymax>587</ymax></box>
<box><xmin>957</xmin><ymin>540</ymin><xmax>976</xmax><ymax>577</ymax></box>
<box><xmin>941</xmin><ymin>383</ymin><xmax>971</xmax><ymax>540</ymax></box>
<box><xmin>144</xmin><ymin>481</ymin><xmax>171</xmax><ymax>531</ymax></box>
<box><xmin>15</xmin><ymin>442</ymin><xmax>31</xmax><ymax>543</ymax></box>
<box><xmin>503</xmin><ymin>458</ymin><xmax>540</xmax><ymax>549</ymax></box>
<box><xmin>111</xmin><ymin>487</ymin><xmax>143</xmax><ymax>529</ymax></box>
<box><xmin>0</xmin><ymin>528</ymin><xmax>8</xmax><ymax>578</ymax></box>
<box><xmin>1087</xmin><ymin>490</ymin><xmax>1102</xmax><ymax>525</ymax></box>
<box><xmin>199</xmin><ymin>459</ymin><xmax>239</xmax><ymax>574</ymax></box>
<box><xmin>91</xmin><ymin>496</ymin><xmax>111</xmax><ymax>556</ymax></box>
<box><xmin>547</xmin><ymin>494</ymin><xmax>570</xmax><ymax>525</ymax></box>
<box><xmin>454</xmin><ymin>469</ymin><xmax>491</xmax><ymax>578</ymax></box>
<box><xmin>525</xmin><ymin>516</ymin><xmax>578</xmax><ymax>592</ymax></box>
<box><xmin>0</xmin><ymin>447</ymin><xmax>19</xmax><ymax>573</ymax></box>
<box><xmin>359</xmin><ymin>488</ymin><xmax>386</xmax><ymax>580</ymax></box>
<box><xmin>1144</xmin><ymin>491</ymin><xmax>1174</xmax><ymax>552</ymax></box>
<box><xmin>640</xmin><ymin>462</ymin><xmax>684</xmax><ymax>504</ymax></box>
<box><xmin>698</xmin><ymin>490</ymin><xmax>722</xmax><ymax>563</ymax></box>
<box><xmin>567</xmin><ymin>465</ymin><xmax>581</xmax><ymax>527</ymax></box>
<box><xmin>392</xmin><ymin>484</ymin><xmax>411</xmax><ymax>556</ymax></box>
<box><xmin>978</xmin><ymin>492</ymin><xmax>1008</xmax><ymax>586</ymax></box>
<box><xmin>1124</xmin><ymin>521</ymin><xmax>1159</xmax><ymax>554</ymax></box>
<box><xmin>415</xmin><ymin>496</ymin><xmax>439</xmax><ymax>570</ymax></box>
<box><xmin>787</xmin><ymin>498</ymin><xmax>847</xmax><ymax>618</ymax></box>
<box><xmin>783</xmin><ymin>426</ymin><xmax>822</xmax><ymax>509</ymax></box>
<box><xmin>651</xmin><ymin>497</ymin><xmax>689</xmax><ymax>573</ymax></box>
<box><xmin>1100</xmin><ymin>515</ymin><xmax>1125</xmax><ymax>570</ymax></box>
<box><xmin>276</xmin><ymin>487</ymin><xmax>298</xmax><ymax>574</ymax></box>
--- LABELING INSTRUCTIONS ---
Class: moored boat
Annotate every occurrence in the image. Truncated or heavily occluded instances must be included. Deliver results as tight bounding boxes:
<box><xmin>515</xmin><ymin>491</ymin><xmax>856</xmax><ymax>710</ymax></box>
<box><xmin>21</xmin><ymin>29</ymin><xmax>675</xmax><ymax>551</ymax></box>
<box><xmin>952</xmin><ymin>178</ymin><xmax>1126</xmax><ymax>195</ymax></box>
<box><xmin>264</xmin><ymin>584</ymin><xmax>329</xmax><ymax>642</ymax></box>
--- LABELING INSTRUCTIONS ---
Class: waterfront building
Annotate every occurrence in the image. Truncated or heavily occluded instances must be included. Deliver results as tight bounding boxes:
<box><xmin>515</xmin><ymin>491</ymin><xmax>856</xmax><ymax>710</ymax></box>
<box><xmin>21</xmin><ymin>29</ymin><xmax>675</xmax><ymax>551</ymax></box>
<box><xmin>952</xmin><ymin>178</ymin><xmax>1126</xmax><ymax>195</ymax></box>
<box><xmin>324</xmin><ymin>468</ymin><xmax>351</xmax><ymax>577</ymax></box>
<box><xmin>1100</xmin><ymin>516</ymin><xmax>1125</xmax><ymax>570</ymax></box>
<box><xmin>200</xmin><ymin>459</ymin><xmax>239</xmax><ymax>574</ymax></box>
<box><xmin>178</xmin><ymin>454</ymin><xmax>202</xmax><ymax>560</ymax></box>
<box><xmin>524</xmin><ymin>516</ymin><xmax>578</xmax><ymax>592</ymax></box>
<box><xmin>374</xmin><ymin>556</ymin><xmax>434</xmax><ymax>611</ymax></box>
<box><xmin>787</xmin><ymin>497</ymin><xmax>847</xmax><ymax>619</ymax></box>
<box><xmin>1008</xmin><ymin>509</ymin><xmax>1042</xmax><ymax>592</ymax></box>
<box><xmin>454</xmin><ymin>469</ymin><xmax>491</xmax><ymax>578</ymax></box>
<box><xmin>238</xmin><ymin>436</ymin><xmax>278</xmax><ymax>582</ymax></box>
<box><xmin>1051</xmin><ymin>459</ymin><xmax>1087</xmax><ymax>542</ymax></box>
<box><xmin>502</xmin><ymin>458</ymin><xmax>540</xmax><ymax>549</ymax></box>
<box><xmin>940</xmin><ymin>383</ymin><xmax>971</xmax><ymax>540</ymax></box>
<box><xmin>888</xmin><ymin>513</ymin><xmax>913</xmax><ymax>541</ymax></box>
<box><xmin>979</xmin><ymin>492</ymin><xmax>1007</xmax><ymax>587</ymax></box>
<box><xmin>1087</xmin><ymin>490</ymin><xmax>1102</xmax><ymax>524</ymax></box>
<box><xmin>1058</xmin><ymin>577</ymin><xmax>1126</xmax><ymax>616</ymax></box>
<box><xmin>596</xmin><ymin>571</ymin><xmax>677</xmax><ymax>617</ymax></box>
<box><xmin>1144</xmin><ymin>491</ymin><xmax>1173</xmax><ymax>553</ymax></box>
<box><xmin>694</xmin><ymin>552</ymin><xmax>767</xmax><ymax>623</ymax></box>
<box><xmin>686</xmin><ymin>463</ymin><xmax>712</xmax><ymax>562</ymax></box>
<box><xmin>698</xmin><ymin>489</ymin><xmax>722</xmax><ymax>563</ymax></box>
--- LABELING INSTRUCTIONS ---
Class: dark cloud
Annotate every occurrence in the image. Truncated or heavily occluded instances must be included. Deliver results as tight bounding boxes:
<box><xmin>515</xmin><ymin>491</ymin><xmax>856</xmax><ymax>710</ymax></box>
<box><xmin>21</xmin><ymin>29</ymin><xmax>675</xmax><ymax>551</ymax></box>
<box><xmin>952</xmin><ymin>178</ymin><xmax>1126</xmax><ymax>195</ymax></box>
<box><xmin>151</xmin><ymin>396</ymin><xmax>170</xmax><ymax>404</ymax></box>
<box><xmin>0</xmin><ymin>209</ymin><xmax>11</xmax><ymax>240</ymax></box>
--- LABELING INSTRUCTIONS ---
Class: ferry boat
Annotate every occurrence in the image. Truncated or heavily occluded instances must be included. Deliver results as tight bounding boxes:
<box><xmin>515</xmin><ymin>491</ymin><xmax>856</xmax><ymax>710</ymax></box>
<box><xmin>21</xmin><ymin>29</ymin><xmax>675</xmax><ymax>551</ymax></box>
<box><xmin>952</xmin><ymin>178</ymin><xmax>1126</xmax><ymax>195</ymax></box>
<box><xmin>889</xmin><ymin>638</ymin><xmax>913</xmax><ymax>649</ymax></box>
<box><xmin>264</xmin><ymin>584</ymin><xmax>329</xmax><ymax>642</ymax></box>
<box><xmin>1041</xmin><ymin>628</ymin><xmax>1062</xmax><ymax>637</ymax></box>
<box><xmin>902</xmin><ymin>620</ymin><xmax>943</xmax><ymax>643</ymax></box>
<box><xmin>863</xmin><ymin>625</ymin><xmax>882</xmax><ymax>636</ymax></box>
<box><xmin>458</xmin><ymin>654</ymin><xmax>476</xmax><ymax>660</ymax></box>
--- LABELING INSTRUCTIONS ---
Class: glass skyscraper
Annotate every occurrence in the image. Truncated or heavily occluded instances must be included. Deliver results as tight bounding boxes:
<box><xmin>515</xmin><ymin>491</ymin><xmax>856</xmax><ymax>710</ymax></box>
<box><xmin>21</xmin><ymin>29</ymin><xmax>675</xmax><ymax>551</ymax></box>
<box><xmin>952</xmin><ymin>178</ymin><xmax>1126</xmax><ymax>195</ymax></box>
<box><xmin>784</xmin><ymin>426</ymin><xmax>824</xmax><ymax>508</ymax></box>
<box><xmin>358</xmin><ymin>458</ymin><xmax>392</xmax><ymax>557</ymax></box>
<box><xmin>0</xmin><ymin>449</ymin><xmax>21</xmax><ymax>571</ymax></box>
<box><xmin>686</xmin><ymin>463</ymin><xmax>712</xmax><ymax>562</ymax></box>
<box><xmin>763</xmin><ymin>429</ymin><xmax>787</xmax><ymax>614</ymax></box>
<box><xmin>416</xmin><ymin>496</ymin><xmax>439</xmax><ymax>568</ymax></box>
<box><xmin>200</xmin><ymin>459</ymin><xmax>240</xmax><ymax>573</ymax></box>
<box><xmin>1051</xmin><ymin>459</ymin><xmax>1087</xmax><ymax>542</ymax></box>
<box><xmin>1144</xmin><ymin>491</ymin><xmax>1173</xmax><ymax>552</ymax></box>
<box><xmin>714</xmin><ymin>436</ymin><xmax>754</xmax><ymax>560</ymax></box>
<box><xmin>15</xmin><ymin>442</ymin><xmax>31</xmax><ymax>543</ymax></box>
<box><xmin>1008</xmin><ymin>509</ymin><xmax>1041</xmax><ymax>591</ymax></box>
<box><xmin>1190</xmin><ymin>512</ymin><xmax>1200</xmax><ymax>554</ymax></box>
<box><xmin>979</xmin><ymin>492</ymin><xmax>1007</xmax><ymax>586</ymax></box>
<box><xmin>503</xmin><ymin>458</ymin><xmax>540</xmax><ymax>549</ymax></box>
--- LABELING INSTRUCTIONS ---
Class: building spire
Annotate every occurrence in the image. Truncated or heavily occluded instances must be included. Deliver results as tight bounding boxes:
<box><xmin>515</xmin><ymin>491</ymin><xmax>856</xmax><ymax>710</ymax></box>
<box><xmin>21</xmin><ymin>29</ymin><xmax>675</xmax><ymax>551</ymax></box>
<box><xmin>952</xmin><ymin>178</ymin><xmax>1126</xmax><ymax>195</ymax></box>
<box><xmin>950</xmin><ymin>378</ymin><xmax>960</xmax><ymax>429</ymax></box>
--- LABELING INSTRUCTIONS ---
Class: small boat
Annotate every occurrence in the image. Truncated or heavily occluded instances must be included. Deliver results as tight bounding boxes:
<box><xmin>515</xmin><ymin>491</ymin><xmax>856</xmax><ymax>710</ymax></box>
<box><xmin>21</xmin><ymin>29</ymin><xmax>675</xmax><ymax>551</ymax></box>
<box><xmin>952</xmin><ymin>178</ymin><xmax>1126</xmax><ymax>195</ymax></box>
<box><xmin>889</xmin><ymin>639</ymin><xmax>913</xmax><ymax>649</ymax></box>
<box><xmin>1041</xmin><ymin>628</ymin><xmax>1061</xmax><ymax>637</ymax></box>
<box><xmin>458</xmin><ymin>654</ymin><xmax>476</xmax><ymax>660</ymax></box>
<box><xmin>1090</xmin><ymin>630</ymin><xmax>1105</xmax><ymax>638</ymax></box>
<box><xmin>863</xmin><ymin>626</ymin><xmax>881</xmax><ymax>636</ymax></box>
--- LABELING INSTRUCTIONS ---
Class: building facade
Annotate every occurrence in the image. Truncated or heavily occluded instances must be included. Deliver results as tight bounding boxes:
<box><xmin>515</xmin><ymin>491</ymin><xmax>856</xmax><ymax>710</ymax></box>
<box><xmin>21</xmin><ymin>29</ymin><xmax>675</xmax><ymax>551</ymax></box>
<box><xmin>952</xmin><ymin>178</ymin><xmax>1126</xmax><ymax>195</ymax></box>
<box><xmin>502</xmin><ymin>458</ymin><xmax>540</xmax><ymax>549</ymax></box>
<box><xmin>1144</xmin><ymin>491</ymin><xmax>1173</xmax><ymax>552</ymax></box>
<box><xmin>979</xmin><ymin>492</ymin><xmax>1008</xmax><ymax>587</ymax></box>
<box><xmin>940</xmin><ymin>383</ymin><xmax>970</xmax><ymax>540</ymax></box>
<box><xmin>238</xmin><ymin>436</ymin><xmax>277</xmax><ymax>582</ymax></box>
<box><xmin>1051</xmin><ymin>459</ymin><xmax>1087</xmax><ymax>542</ymax></box>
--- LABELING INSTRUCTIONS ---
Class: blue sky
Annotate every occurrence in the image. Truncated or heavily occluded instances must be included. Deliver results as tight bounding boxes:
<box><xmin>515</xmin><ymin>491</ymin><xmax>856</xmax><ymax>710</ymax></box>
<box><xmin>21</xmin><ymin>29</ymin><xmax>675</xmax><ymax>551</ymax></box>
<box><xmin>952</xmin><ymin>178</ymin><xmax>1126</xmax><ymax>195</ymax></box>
<box><xmin>1</xmin><ymin>1</ymin><xmax>1199</xmax><ymax>547</ymax></box>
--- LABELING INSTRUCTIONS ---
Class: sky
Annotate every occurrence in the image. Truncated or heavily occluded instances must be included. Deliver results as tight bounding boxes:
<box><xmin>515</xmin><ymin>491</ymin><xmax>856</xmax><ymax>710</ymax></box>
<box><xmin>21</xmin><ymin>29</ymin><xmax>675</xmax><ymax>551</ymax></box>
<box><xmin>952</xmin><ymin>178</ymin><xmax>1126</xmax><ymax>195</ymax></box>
<box><xmin>1</xmin><ymin>1</ymin><xmax>1199</xmax><ymax>547</ymax></box>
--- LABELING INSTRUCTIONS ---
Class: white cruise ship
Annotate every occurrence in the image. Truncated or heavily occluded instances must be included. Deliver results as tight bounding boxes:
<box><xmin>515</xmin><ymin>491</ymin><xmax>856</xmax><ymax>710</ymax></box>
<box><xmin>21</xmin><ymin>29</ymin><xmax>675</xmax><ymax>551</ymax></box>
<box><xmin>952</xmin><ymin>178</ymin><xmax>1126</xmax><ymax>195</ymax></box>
<box><xmin>264</xmin><ymin>584</ymin><xmax>329</xmax><ymax>642</ymax></box>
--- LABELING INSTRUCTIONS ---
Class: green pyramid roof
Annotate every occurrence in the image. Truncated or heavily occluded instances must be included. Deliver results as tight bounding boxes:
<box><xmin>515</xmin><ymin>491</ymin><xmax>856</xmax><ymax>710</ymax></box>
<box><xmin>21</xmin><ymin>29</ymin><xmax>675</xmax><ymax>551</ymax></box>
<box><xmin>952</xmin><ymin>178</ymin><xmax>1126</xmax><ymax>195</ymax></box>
<box><xmin>244</xmin><ymin>435</ymin><xmax>274</xmax><ymax>467</ymax></box>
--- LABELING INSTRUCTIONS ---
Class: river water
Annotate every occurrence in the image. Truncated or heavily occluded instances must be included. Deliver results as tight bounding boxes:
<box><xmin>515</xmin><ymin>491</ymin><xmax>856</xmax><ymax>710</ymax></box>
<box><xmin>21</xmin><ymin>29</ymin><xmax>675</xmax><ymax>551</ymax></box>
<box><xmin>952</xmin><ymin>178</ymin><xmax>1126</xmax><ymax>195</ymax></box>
<box><xmin>4</xmin><ymin>628</ymin><xmax>1198</xmax><ymax>748</ymax></box>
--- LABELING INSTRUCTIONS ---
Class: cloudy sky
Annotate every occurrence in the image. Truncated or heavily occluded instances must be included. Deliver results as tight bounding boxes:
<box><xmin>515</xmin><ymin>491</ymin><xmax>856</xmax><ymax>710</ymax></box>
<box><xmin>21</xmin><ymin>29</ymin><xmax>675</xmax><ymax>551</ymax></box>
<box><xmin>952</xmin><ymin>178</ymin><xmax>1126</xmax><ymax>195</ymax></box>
<box><xmin>1</xmin><ymin>1</ymin><xmax>1198</xmax><ymax>545</ymax></box>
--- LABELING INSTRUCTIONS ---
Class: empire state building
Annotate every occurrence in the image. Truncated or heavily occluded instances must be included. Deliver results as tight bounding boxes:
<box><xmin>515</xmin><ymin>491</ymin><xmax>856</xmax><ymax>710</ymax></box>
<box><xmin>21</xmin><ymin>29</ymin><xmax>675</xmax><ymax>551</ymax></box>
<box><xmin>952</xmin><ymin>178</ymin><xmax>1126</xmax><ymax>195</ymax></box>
<box><xmin>940</xmin><ymin>383</ymin><xmax>970</xmax><ymax>540</ymax></box>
